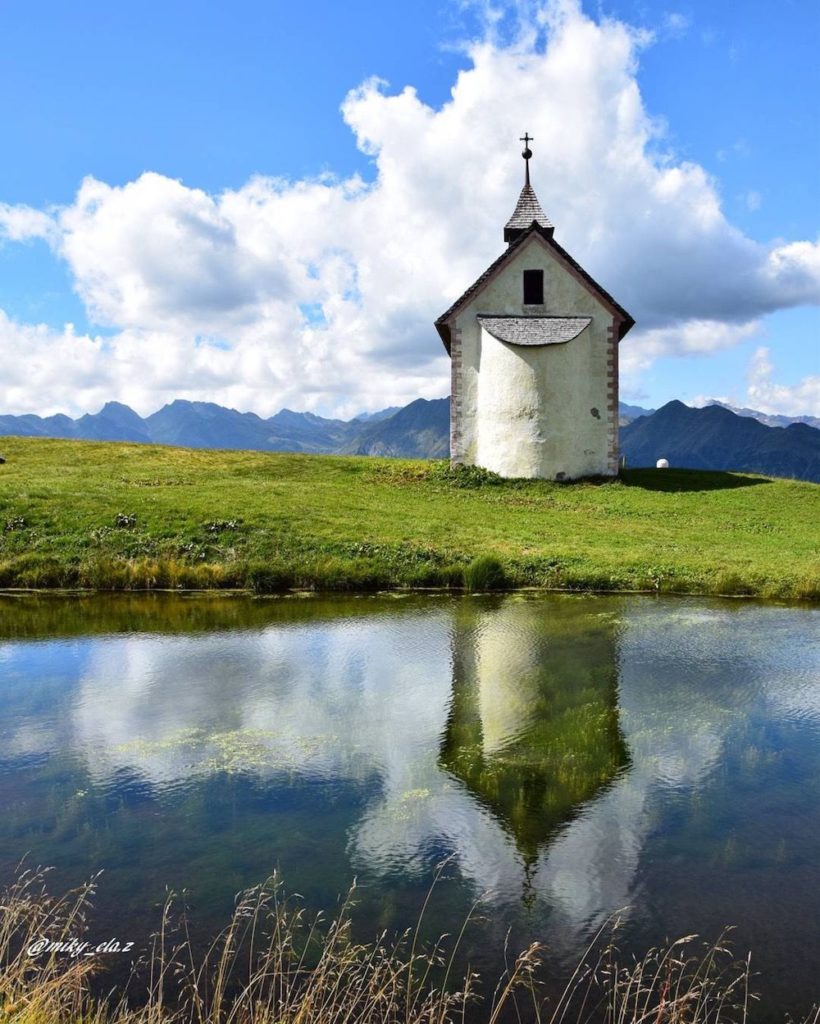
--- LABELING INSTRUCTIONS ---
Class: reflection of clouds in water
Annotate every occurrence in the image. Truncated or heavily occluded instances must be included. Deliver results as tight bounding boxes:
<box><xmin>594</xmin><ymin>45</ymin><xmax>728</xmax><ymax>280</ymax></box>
<box><xmin>4</xmin><ymin>722</ymin><xmax>54</xmax><ymax>759</ymax></box>
<box><xmin>3</xmin><ymin>599</ymin><xmax>818</xmax><ymax>950</ymax></box>
<box><xmin>0</xmin><ymin>640</ymin><xmax>92</xmax><ymax>759</ymax></box>
<box><xmin>355</xmin><ymin>602</ymin><xmax>820</xmax><ymax>947</ymax></box>
<box><xmin>745</xmin><ymin>610</ymin><xmax>820</xmax><ymax>727</ymax></box>
<box><xmin>70</xmin><ymin>615</ymin><xmax>453</xmax><ymax>786</ymax></box>
<box><xmin>531</xmin><ymin>783</ymin><xmax>648</xmax><ymax>936</ymax></box>
<box><xmin>536</xmin><ymin>603</ymin><xmax>819</xmax><ymax>941</ymax></box>
<box><xmin>767</xmin><ymin>683</ymin><xmax>820</xmax><ymax>727</ymax></box>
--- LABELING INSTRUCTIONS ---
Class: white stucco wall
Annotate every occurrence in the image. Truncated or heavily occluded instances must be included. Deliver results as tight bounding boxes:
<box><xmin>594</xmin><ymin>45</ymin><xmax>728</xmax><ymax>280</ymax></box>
<box><xmin>451</xmin><ymin>233</ymin><xmax>616</xmax><ymax>480</ymax></box>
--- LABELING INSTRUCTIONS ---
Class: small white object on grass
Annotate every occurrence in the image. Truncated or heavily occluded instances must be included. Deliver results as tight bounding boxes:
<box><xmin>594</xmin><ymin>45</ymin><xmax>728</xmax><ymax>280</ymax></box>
<box><xmin>656</xmin><ymin>458</ymin><xmax>669</xmax><ymax>469</ymax></box>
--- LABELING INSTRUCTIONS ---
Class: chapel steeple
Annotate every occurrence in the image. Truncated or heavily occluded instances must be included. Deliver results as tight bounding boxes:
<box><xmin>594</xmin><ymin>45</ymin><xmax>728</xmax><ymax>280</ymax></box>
<box><xmin>504</xmin><ymin>133</ymin><xmax>554</xmax><ymax>244</ymax></box>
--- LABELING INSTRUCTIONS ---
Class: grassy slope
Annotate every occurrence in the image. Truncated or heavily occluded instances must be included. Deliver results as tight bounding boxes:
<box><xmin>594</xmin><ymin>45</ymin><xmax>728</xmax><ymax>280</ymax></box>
<box><xmin>0</xmin><ymin>436</ymin><xmax>818</xmax><ymax>599</ymax></box>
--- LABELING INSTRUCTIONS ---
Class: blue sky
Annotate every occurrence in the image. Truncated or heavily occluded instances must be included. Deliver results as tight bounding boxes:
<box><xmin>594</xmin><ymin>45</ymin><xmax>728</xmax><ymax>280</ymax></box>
<box><xmin>0</xmin><ymin>0</ymin><xmax>817</xmax><ymax>417</ymax></box>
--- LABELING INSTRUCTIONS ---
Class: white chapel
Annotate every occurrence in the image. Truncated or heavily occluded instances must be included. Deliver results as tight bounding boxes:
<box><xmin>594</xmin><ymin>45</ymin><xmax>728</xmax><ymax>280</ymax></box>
<box><xmin>435</xmin><ymin>135</ymin><xmax>634</xmax><ymax>480</ymax></box>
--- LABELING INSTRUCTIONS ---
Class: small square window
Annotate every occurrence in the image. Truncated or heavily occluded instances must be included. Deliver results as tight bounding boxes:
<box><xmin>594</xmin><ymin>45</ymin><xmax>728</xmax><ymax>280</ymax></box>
<box><xmin>523</xmin><ymin>269</ymin><xmax>544</xmax><ymax>305</ymax></box>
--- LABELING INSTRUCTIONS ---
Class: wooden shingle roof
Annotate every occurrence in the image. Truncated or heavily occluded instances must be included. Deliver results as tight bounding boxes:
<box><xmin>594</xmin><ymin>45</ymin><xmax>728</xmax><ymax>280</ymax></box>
<box><xmin>504</xmin><ymin>184</ymin><xmax>553</xmax><ymax>242</ymax></box>
<box><xmin>477</xmin><ymin>315</ymin><xmax>591</xmax><ymax>347</ymax></box>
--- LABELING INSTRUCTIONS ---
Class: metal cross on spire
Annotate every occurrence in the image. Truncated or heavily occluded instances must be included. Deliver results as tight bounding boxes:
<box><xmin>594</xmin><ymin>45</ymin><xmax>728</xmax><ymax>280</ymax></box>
<box><xmin>520</xmin><ymin>132</ymin><xmax>533</xmax><ymax>186</ymax></box>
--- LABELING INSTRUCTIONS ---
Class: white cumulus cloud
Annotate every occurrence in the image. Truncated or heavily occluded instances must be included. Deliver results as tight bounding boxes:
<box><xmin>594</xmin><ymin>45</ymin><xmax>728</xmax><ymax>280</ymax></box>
<box><xmin>0</xmin><ymin>0</ymin><xmax>818</xmax><ymax>417</ymax></box>
<box><xmin>0</xmin><ymin>203</ymin><xmax>57</xmax><ymax>244</ymax></box>
<box><xmin>746</xmin><ymin>346</ymin><xmax>820</xmax><ymax>418</ymax></box>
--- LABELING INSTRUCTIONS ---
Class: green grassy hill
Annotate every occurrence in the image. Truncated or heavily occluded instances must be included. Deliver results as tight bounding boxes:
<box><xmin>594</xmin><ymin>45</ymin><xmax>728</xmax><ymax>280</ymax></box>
<box><xmin>0</xmin><ymin>436</ymin><xmax>818</xmax><ymax>599</ymax></box>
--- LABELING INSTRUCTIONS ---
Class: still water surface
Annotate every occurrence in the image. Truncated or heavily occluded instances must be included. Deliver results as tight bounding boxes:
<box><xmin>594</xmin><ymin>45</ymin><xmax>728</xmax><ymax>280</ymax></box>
<box><xmin>0</xmin><ymin>593</ymin><xmax>818</xmax><ymax>1018</ymax></box>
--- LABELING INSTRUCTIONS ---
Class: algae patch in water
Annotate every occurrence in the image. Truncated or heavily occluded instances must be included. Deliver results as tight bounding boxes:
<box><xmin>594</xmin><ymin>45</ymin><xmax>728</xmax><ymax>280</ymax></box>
<box><xmin>115</xmin><ymin>727</ymin><xmax>331</xmax><ymax>775</ymax></box>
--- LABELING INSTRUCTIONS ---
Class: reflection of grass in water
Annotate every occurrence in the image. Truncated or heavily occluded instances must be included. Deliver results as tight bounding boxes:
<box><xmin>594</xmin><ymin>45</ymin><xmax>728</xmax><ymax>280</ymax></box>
<box><xmin>0</xmin><ymin>590</ymin><xmax>444</xmax><ymax>642</ymax></box>
<box><xmin>0</xmin><ymin>866</ymin><xmax>793</xmax><ymax>1024</ymax></box>
<box><xmin>114</xmin><ymin>727</ymin><xmax>333</xmax><ymax>774</ymax></box>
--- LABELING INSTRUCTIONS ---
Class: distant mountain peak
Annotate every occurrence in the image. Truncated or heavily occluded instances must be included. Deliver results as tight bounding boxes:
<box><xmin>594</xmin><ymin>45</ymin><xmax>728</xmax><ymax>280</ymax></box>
<box><xmin>100</xmin><ymin>400</ymin><xmax>137</xmax><ymax>413</ymax></box>
<box><xmin>705</xmin><ymin>399</ymin><xmax>820</xmax><ymax>431</ymax></box>
<box><xmin>354</xmin><ymin>406</ymin><xmax>402</xmax><ymax>423</ymax></box>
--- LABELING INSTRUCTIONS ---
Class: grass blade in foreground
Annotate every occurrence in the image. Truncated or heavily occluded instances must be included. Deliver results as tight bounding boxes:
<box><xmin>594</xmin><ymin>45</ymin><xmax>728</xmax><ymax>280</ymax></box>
<box><xmin>1</xmin><ymin>870</ymin><xmax>817</xmax><ymax>1023</ymax></box>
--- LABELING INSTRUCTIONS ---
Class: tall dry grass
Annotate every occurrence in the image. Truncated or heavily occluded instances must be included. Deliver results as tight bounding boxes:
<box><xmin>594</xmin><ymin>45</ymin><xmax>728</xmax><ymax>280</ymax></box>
<box><xmin>0</xmin><ymin>867</ymin><xmax>816</xmax><ymax>1024</ymax></box>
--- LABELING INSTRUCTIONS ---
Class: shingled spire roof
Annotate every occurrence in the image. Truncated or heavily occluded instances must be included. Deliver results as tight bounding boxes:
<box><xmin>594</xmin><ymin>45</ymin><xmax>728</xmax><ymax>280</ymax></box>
<box><xmin>504</xmin><ymin>132</ymin><xmax>554</xmax><ymax>243</ymax></box>
<box><xmin>504</xmin><ymin>184</ymin><xmax>553</xmax><ymax>243</ymax></box>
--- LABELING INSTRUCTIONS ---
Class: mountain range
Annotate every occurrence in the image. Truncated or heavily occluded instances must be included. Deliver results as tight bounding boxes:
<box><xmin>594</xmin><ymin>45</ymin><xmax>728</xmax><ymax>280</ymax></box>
<box><xmin>620</xmin><ymin>401</ymin><xmax>820</xmax><ymax>482</ymax></box>
<box><xmin>1</xmin><ymin>396</ymin><xmax>818</xmax><ymax>482</ymax></box>
<box><xmin>704</xmin><ymin>400</ymin><xmax>820</xmax><ymax>431</ymax></box>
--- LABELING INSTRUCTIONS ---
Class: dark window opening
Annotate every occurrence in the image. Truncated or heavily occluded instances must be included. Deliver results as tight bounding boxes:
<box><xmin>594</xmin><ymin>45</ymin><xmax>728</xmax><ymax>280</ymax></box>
<box><xmin>523</xmin><ymin>269</ymin><xmax>544</xmax><ymax>305</ymax></box>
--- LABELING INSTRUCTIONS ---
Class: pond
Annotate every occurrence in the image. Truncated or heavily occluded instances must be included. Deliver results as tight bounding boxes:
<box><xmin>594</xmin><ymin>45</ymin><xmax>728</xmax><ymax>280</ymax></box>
<box><xmin>0</xmin><ymin>592</ymin><xmax>818</xmax><ymax>1020</ymax></box>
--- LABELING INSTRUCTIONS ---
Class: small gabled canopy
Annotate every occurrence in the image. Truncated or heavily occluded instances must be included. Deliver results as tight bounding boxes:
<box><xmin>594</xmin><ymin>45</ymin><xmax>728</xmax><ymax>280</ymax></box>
<box><xmin>478</xmin><ymin>315</ymin><xmax>591</xmax><ymax>347</ymax></box>
<box><xmin>504</xmin><ymin>184</ymin><xmax>553</xmax><ymax>243</ymax></box>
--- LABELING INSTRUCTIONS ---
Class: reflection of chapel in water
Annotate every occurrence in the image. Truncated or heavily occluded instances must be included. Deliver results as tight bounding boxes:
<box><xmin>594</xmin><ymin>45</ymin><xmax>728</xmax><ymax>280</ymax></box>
<box><xmin>440</xmin><ymin>597</ymin><xmax>629</xmax><ymax>867</ymax></box>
